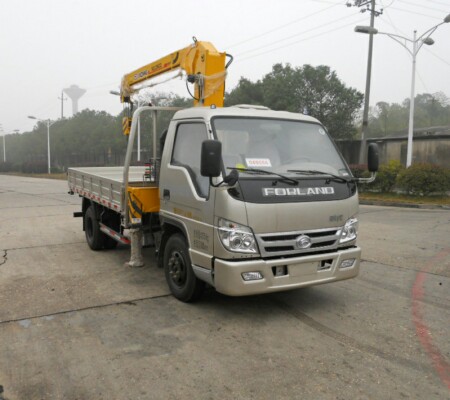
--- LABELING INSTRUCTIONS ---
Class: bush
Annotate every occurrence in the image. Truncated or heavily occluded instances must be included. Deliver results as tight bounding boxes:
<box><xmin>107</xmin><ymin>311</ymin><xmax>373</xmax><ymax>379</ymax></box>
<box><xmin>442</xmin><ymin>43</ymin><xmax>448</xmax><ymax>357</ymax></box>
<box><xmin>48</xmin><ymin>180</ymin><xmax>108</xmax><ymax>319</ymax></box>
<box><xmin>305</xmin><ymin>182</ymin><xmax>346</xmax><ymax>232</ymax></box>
<box><xmin>0</xmin><ymin>161</ymin><xmax>14</xmax><ymax>172</ymax></box>
<box><xmin>372</xmin><ymin>160</ymin><xmax>404</xmax><ymax>192</ymax></box>
<box><xmin>349</xmin><ymin>164</ymin><xmax>369</xmax><ymax>179</ymax></box>
<box><xmin>21</xmin><ymin>161</ymin><xmax>48</xmax><ymax>174</ymax></box>
<box><xmin>396</xmin><ymin>163</ymin><xmax>450</xmax><ymax>196</ymax></box>
<box><xmin>349</xmin><ymin>164</ymin><xmax>371</xmax><ymax>192</ymax></box>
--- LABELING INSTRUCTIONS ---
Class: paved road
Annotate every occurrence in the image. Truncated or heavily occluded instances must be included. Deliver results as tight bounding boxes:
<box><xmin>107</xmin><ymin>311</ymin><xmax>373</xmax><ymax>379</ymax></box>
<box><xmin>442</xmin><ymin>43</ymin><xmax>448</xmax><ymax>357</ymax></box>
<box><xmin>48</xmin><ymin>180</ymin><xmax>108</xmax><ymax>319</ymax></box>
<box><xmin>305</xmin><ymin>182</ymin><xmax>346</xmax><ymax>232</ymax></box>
<box><xmin>0</xmin><ymin>175</ymin><xmax>449</xmax><ymax>400</ymax></box>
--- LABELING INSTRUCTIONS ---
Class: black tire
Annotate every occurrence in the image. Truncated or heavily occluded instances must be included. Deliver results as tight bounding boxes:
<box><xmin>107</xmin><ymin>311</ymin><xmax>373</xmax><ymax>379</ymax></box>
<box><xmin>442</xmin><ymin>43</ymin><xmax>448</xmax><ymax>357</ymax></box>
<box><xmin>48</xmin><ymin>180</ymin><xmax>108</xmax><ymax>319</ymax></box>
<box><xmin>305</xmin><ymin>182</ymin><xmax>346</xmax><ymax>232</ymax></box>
<box><xmin>163</xmin><ymin>234</ymin><xmax>205</xmax><ymax>302</ymax></box>
<box><xmin>84</xmin><ymin>205</ymin><xmax>105</xmax><ymax>250</ymax></box>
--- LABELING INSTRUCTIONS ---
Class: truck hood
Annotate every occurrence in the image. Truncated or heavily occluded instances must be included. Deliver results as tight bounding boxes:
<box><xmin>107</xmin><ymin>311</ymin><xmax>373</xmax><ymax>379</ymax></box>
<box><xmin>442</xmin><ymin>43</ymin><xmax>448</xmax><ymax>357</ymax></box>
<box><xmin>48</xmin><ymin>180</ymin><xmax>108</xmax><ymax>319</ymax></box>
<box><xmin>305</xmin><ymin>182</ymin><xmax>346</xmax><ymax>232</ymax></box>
<box><xmin>245</xmin><ymin>196</ymin><xmax>358</xmax><ymax>233</ymax></box>
<box><xmin>232</xmin><ymin>177</ymin><xmax>358</xmax><ymax>233</ymax></box>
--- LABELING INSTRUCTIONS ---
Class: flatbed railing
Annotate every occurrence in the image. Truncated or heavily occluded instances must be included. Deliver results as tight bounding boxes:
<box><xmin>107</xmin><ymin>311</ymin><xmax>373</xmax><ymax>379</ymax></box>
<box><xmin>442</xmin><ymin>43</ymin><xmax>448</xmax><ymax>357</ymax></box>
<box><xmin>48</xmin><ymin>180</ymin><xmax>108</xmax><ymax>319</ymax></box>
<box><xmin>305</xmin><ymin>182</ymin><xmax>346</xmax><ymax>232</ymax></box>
<box><xmin>122</xmin><ymin>106</ymin><xmax>183</xmax><ymax>227</ymax></box>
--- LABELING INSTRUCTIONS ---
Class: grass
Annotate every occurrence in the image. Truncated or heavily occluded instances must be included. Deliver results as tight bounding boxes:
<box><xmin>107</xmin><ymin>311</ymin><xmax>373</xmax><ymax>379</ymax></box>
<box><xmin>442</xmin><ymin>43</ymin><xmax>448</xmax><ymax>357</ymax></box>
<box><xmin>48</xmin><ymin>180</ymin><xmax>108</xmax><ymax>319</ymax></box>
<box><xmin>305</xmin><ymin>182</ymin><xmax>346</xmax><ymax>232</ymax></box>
<box><xmin>359</xmin><ymin>191</ymin><xmax>450</xmax><ymax>206</ymax></box>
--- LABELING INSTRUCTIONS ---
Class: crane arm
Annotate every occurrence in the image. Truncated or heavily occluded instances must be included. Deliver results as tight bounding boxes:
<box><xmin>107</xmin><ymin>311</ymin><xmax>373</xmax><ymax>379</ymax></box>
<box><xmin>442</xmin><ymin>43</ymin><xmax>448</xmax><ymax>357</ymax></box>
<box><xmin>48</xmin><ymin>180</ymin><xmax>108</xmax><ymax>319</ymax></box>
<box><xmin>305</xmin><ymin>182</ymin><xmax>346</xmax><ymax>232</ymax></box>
<box><xmin>120</xmin><ymin>39</ymin><xmax>227</xmax><ymax>108</ymax></box>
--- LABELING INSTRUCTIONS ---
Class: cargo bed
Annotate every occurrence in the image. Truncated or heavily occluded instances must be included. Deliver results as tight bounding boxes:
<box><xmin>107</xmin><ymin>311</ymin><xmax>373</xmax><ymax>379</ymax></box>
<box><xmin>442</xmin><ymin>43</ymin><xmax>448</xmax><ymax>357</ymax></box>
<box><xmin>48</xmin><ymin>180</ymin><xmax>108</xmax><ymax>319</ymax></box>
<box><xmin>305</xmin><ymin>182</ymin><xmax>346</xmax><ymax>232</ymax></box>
<box><xmin>68</xmin><ymin>166</ymin><xmax>150</xmax><ymax>212</ymax></box>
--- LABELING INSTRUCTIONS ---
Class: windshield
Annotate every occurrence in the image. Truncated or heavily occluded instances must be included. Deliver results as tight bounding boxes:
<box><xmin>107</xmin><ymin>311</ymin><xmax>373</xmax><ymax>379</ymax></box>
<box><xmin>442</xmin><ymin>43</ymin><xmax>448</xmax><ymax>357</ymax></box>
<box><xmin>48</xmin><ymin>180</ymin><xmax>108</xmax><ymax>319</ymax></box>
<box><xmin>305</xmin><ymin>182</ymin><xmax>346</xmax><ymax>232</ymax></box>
<box><xmin>212</xmin><ymin>117</ymin><xmax>350</xmax><ymax>176</ymax></box>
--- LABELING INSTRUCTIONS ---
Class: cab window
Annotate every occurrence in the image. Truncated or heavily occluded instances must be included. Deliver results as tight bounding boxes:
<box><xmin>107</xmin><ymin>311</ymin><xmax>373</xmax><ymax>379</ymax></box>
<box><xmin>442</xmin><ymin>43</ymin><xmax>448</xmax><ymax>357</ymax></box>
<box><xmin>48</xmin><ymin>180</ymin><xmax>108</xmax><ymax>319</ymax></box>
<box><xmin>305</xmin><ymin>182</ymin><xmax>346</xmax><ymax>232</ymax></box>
<box><xmin>171</xmin><ymin>122</ymin><xmax>209</xmax><ymax>198</ymax></box>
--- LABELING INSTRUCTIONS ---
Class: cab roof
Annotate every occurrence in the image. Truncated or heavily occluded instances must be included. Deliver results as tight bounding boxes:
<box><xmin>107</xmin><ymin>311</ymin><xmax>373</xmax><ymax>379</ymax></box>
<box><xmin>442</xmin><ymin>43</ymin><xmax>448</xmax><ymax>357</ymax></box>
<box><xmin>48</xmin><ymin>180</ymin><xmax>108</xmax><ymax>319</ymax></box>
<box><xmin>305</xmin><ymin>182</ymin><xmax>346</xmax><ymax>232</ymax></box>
<box><xmin>172</xmin><ymin>104</ymin><xmax>321</xmax><ymax>124</ymax></box>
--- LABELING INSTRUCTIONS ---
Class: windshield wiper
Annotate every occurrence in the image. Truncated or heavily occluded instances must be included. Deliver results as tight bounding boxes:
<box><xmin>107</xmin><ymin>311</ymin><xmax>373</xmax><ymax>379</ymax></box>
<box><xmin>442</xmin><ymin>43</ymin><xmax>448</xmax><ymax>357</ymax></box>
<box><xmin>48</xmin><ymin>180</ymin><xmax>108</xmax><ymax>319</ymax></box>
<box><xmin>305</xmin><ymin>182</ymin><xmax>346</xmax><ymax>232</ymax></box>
<box><xmin>227</xmin><ymin>167</ymin><xmax>298</xmax><ymax>185</ymax></box>
<box><xmin>287</xmin><ymin>169</ymin><xmax>351</xmax><ymax>184</ymax></box>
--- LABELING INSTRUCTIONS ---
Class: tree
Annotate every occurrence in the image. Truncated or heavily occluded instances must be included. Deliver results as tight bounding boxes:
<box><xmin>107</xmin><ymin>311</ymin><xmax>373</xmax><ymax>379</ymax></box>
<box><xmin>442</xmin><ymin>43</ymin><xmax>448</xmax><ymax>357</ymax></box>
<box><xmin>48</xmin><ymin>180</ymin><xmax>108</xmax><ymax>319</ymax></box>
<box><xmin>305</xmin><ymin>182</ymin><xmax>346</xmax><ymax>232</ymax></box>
<box><xmin>226</xmin><ymin>63</ymin><xmax>363</xmax><ymax>139</ymax></box>
<box><xmin>4</xmin><ymin>93</ymin><xmax>194</xmax><ymax>172</ymax></box>
<box><xmin>366</xmin><ymin>92</ymin><xmax>450</xmax><ymax>137</ymax></box>
<box><xmin>376</xmin><ymin>101</ymin><xmax>389</xmax><ymax>135</ymax></box>
<box><xmin>225</xmin><ymin>77</ymin><xmax>263</xmax><ymax>106</ymax></box>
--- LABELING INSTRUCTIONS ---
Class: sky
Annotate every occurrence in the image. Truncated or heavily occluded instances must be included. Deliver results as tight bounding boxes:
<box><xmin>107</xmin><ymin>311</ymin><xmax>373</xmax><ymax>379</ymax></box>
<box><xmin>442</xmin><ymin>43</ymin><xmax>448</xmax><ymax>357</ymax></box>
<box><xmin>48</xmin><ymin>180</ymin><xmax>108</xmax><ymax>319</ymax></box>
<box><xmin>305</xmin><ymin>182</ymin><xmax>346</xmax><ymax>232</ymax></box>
<box><xmin>1</xmin><ymin>0</ymin><xmax>449</xmax><ymax>134</ymax></box>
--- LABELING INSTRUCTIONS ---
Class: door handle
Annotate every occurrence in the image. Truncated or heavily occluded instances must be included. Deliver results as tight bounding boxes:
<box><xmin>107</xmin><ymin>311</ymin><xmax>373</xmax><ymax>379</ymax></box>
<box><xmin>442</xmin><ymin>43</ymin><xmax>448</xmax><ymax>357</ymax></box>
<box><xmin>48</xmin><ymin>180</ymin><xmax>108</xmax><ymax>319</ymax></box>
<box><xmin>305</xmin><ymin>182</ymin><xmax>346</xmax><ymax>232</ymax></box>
<box><xmin>163</xmin><ymin>189</ymin><xmax>170</xmax><ymax>200</ymax></box>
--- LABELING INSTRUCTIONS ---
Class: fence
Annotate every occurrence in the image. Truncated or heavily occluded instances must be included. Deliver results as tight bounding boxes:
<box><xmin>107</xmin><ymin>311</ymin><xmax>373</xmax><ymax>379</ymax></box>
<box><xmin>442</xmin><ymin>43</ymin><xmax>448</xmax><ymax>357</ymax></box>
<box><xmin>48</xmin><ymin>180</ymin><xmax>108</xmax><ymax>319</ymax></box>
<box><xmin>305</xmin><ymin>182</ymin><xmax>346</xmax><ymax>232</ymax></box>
<box><xmin>336</xmin><ymin>134</ymin><xmax>450</xmax><ymax>168</ymax></box>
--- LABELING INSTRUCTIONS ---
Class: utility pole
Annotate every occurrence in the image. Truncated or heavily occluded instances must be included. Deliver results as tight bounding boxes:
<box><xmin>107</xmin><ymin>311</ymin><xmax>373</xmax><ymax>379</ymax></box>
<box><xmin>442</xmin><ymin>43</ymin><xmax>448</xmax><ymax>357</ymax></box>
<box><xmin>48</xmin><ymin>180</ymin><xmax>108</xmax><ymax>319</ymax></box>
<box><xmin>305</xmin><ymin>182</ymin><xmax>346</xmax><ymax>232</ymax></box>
<box><xmin>356</xmin><ymin>14</ymin><xmax>450</xmax><ymax>166</ymax></box>
<box><xmin>347</xmin><ymin>1</ymin><xmax>382</xmax><ymax>164</ymax></box>
<box><xmin>28</xmin><ymin>116</ymin><xmax>55</xmax><ymax>174</ymax></box>
<box><xmin>58</xmin><ymin>91</ymin><xmax>68</xmax><ymax>119</ymax></box>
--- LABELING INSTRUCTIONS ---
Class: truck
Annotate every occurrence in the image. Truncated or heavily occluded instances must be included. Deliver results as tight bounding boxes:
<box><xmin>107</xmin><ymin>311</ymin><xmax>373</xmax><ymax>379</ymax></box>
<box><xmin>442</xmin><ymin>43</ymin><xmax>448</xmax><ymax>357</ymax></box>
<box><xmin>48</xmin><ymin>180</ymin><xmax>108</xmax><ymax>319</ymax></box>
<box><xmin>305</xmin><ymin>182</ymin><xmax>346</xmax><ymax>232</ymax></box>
<box><xmin>68</xmin><ymin>39</ymin><xmax>378</xmax><ymax>302</ymax></box>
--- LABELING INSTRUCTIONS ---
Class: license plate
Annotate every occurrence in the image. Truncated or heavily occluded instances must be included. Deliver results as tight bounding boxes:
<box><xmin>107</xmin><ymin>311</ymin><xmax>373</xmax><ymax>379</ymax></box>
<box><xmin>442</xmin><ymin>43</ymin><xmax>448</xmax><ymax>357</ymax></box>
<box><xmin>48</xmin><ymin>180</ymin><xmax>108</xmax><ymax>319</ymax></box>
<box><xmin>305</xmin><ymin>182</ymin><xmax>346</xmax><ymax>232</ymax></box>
<box><xmin>288</xmin><ymin>262</ymin><xmax>319</xmax><ymax>277</ymax></box>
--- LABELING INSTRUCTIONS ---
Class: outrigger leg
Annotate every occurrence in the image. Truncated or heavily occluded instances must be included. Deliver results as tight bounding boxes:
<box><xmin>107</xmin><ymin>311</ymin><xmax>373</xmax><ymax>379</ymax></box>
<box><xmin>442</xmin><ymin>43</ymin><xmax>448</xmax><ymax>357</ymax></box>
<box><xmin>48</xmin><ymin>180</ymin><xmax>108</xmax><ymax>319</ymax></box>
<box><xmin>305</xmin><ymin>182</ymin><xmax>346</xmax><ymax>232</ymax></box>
<box><xmin>126</xmin><ymin>227</ymin><xmax>144</xmax><ymax>267</ymax></box>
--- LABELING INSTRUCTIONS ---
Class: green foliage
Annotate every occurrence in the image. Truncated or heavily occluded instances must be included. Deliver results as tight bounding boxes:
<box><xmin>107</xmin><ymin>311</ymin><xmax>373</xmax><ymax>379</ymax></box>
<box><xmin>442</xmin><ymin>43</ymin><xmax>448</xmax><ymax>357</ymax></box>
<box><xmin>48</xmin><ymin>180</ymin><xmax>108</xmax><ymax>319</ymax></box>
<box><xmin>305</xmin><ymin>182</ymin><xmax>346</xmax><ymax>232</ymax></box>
<box><xmin>396</xmin><ymin>163</ymin><xmax>450</xmax><ymax>196</ymax></box>
<box><xmin>225</xmin><ymin>77</ymin><xmax>263</xmax><ymax>106</ymax></box>
<box><xmin>21</xmin><ymin>161</ymin><xmax>48</xmax><ymax>174</ymax></box>
<box><xmin>372</xmin><ymin>160</ymin><xmax>405</xmax><ymax>192</ymax></box>
<box><xmin>349</xmin><ymin>164</ymin><xmax>371</xmax><ymax>192</ymax></box>
<box><xmin>0</xmin><ymin>161</ymin><xmax>13</xmax><ymax>172</ymax></box>
<box><xmin>349</xmin><ymin>164</ymin><xmax>370</xmax><ymax>179</ymax></box>
<box><xmin>226</xmin><ymin>63</ymin><xmax>363</xmax><ymax>140</ymax></box>
<box><xmin>3</xmin><ymin>94</ymin><xmax>192</xmax><ymax>172</ymax></box>
<box><xmin>367</xmin><ymin>92</ymin><xmax>450</xmax><ymax>137</ymax></box>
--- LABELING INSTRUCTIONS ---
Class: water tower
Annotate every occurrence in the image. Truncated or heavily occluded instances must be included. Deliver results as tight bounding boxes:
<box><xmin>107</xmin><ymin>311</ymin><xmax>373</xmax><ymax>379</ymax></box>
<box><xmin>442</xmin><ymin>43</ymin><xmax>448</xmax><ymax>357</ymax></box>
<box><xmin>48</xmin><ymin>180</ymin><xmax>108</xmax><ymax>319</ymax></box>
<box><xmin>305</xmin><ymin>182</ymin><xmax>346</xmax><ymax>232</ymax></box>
<box><xmin>63</xmin><ymin>84</ymin><xmax>86</xmax><ymax>115</ymax></box>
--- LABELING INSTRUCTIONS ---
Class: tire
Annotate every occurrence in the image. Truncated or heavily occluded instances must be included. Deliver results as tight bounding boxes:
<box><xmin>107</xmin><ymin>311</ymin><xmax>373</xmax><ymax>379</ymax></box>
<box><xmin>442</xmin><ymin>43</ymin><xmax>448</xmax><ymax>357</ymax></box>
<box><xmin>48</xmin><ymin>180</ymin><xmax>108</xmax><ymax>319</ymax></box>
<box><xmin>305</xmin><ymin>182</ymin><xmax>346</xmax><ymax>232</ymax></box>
<box><xmin>84</xmin><ymin>205</ymin><xmax>105</xmax><ymax>250</ymax></box>
<box><xmin>163</xmin><ymin>234</ymin><xmax>205</xmax><ymax>302</ymax></box>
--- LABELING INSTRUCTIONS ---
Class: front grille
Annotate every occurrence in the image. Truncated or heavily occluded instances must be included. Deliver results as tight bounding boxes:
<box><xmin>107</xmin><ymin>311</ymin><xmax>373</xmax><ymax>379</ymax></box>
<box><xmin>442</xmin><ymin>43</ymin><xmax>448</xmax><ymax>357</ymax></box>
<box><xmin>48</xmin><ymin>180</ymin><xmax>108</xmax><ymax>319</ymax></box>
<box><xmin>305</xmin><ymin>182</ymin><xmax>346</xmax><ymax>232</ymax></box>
<box><xmin>256</xmin><ymin>227</ymin><xmax>341</xmax><ymax>258</ymax></box>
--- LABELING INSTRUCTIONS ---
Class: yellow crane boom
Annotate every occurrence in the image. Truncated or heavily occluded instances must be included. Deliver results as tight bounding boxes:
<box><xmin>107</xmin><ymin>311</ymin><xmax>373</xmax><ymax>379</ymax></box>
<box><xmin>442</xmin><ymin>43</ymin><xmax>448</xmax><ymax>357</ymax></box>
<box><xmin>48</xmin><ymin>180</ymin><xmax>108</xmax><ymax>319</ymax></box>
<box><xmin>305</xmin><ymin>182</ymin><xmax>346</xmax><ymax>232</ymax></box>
<box><xmin>120</xmin><ymin>38</ymin><xmax>230</xmax><ymax>135</ymax></box>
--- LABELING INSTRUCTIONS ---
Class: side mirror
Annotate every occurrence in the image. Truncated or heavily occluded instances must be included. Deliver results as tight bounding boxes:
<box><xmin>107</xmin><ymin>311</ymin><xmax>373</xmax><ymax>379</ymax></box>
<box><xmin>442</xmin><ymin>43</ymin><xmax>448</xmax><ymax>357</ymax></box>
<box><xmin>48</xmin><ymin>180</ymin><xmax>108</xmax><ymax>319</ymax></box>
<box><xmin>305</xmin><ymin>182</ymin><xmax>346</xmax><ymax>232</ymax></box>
<box><xmin>367</xmin><ymin>143</ymin><xmax>379</xmax><ymax>172</ymax></box>
<box><xmin>201</xmin><ymin>140</ymin><xmax>222</xmax><ymax>177</ymax></box>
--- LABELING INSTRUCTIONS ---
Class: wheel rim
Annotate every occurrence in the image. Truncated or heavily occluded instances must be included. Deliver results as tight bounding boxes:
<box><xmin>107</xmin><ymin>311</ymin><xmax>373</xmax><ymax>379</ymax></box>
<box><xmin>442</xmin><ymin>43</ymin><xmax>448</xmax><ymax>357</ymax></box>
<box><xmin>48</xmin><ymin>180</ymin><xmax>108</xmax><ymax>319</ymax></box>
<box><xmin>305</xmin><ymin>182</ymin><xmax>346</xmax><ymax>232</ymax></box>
<box><xmin>168</xmin><ymin>250</ymin><xmax>187</xmax><ymax>288</ymax></box>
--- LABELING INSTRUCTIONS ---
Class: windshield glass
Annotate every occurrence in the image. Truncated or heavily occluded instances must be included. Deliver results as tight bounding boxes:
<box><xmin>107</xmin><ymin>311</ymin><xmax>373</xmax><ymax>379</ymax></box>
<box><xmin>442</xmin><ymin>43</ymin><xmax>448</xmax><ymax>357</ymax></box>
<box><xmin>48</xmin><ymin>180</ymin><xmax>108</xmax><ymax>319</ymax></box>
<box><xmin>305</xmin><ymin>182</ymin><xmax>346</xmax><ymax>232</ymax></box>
<box><xmin>213</xmin><ymin>117</ymin><xmax>349</xmax><ymax>176</ymax></box>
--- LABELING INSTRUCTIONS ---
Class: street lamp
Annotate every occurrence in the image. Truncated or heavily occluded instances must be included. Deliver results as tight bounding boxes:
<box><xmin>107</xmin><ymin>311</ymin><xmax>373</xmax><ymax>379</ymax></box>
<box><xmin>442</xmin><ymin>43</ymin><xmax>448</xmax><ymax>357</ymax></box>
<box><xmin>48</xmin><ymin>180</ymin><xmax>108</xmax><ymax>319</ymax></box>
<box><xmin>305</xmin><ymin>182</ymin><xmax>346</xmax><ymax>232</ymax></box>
<box><xmin>0</xmin><ymin>129</ymin><xmax>19</xmax><ymax>163</ymax></box>
<box><xmin>28</xmin><ymin>116</ymin><xmax>56</xmax><ymax>174</ymax></box>
<box><xmin>355</xmin><ymin>14</ymin><xmax>450</xmax><ymax>167</ymax></box>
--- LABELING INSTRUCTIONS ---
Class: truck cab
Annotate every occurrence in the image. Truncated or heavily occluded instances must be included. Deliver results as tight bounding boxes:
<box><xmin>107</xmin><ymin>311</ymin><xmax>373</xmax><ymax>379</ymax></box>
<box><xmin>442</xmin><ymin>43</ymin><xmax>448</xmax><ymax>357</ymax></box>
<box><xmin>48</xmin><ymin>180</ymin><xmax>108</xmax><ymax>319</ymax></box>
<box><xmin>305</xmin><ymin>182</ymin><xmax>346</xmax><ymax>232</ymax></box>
<box><xmin>157</xmin><ymin>105</ymin><xmax>374</xmax><ymax>301</ymax></box>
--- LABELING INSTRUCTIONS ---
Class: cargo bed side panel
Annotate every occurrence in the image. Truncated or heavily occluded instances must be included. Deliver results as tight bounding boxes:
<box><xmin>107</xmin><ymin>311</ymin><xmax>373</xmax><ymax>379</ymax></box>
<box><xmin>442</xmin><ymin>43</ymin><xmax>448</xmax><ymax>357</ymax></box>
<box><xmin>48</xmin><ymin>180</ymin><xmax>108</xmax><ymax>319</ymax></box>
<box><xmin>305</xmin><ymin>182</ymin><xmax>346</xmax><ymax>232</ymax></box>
<box><xmin>68</xmin><ymin>166</ymin><xmax>146</xmax><ymax>213</ymax></box>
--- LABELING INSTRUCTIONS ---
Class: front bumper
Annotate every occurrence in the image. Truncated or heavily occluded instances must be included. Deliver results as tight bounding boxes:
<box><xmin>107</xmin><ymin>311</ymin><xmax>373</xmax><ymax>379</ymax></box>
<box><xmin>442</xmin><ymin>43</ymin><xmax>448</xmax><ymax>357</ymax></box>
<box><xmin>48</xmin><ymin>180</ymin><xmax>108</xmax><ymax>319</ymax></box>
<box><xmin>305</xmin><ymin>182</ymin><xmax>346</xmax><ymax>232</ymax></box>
<box><xmin>214</xmin><ymin>246</ymin><xmax>361</xmax><ymax>296</ymax></box>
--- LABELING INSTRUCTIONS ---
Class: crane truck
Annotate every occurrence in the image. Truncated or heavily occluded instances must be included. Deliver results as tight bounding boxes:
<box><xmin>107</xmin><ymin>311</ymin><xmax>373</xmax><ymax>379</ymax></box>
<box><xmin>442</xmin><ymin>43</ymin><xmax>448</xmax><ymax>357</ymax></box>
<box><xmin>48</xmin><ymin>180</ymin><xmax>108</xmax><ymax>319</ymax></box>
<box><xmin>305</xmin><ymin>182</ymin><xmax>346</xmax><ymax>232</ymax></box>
<box><xmin>68</xmin><ymin>39</ymin><xmax>378</xmax><ymax>302</ymax></box>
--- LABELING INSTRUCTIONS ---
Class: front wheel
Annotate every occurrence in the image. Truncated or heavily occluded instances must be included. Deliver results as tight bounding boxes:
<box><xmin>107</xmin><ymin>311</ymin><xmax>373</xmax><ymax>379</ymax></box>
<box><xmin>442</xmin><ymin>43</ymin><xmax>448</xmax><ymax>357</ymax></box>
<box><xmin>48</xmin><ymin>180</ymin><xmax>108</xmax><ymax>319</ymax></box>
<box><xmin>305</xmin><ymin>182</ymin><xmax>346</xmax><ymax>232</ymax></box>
<box><xmin>163</xmin><ymin>234</ymin><xmax>205</xmax><ymax>302</ymax></box>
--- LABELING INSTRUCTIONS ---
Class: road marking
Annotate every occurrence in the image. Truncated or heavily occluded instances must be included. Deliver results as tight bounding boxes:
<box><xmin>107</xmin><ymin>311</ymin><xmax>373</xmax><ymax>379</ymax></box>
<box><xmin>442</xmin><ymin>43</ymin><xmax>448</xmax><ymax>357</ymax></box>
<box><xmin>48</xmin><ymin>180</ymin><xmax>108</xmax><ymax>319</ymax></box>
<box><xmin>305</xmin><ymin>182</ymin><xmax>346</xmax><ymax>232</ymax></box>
<box><xmin>411</xmin><ymin>249</ymin><xmax>450</xmax><ymax>390</ymax></box>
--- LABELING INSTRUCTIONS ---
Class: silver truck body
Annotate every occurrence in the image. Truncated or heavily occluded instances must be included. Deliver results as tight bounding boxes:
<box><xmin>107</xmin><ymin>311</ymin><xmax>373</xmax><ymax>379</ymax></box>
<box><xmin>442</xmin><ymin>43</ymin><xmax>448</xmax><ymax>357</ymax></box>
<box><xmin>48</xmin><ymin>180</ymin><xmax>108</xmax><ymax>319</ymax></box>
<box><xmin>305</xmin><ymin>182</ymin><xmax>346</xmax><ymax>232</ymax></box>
<box><xmin>69</xmin><ymin>105</ymin><xmax>362</xmax><ymax>299</ymax></box>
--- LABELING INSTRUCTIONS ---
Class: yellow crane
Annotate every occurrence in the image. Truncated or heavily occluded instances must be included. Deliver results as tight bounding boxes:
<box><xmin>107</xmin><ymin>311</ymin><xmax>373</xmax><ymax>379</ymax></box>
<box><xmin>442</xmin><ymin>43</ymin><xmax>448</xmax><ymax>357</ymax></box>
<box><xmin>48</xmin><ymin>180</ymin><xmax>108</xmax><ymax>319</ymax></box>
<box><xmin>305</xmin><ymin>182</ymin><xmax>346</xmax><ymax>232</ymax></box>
<box><xmin>120</xmin><ymin>38</ymin><xmax>232</xmax><ymax>135</ymax></box>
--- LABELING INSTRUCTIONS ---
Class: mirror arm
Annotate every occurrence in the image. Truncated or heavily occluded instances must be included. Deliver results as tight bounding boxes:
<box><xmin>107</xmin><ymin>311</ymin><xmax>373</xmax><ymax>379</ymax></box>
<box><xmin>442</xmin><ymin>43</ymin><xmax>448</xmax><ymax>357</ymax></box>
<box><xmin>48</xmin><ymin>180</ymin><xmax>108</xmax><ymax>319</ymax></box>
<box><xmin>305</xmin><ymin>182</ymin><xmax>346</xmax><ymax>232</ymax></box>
<box><xmin>209</xmin><ymin>170</ymin><xmax>239</xmax><ymax>188</ymax></box>
<box><xmin>210</xmin><ymin>176</ymin><xmax>223</xmax><ymax>188</ymax></box>
<box><xmin>356</xmin><ymin>172</ymin><xmax>377</xmax><ymax>183</ymax></box>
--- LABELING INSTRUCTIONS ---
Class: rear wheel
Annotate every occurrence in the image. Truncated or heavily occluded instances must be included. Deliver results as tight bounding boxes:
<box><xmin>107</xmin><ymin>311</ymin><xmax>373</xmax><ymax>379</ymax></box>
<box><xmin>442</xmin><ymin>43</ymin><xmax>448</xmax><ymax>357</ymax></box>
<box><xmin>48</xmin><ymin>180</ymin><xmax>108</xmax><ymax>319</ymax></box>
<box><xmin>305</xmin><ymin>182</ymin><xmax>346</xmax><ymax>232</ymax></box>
<box><xmin>84</xmin><ymin>205</ymin><xmax>105</xmax><ymax>250</ymax></box>
<box><xmin>163</xmin><ymin>234</ymin><xmax>205</xmax><ymax>302</ymax></box>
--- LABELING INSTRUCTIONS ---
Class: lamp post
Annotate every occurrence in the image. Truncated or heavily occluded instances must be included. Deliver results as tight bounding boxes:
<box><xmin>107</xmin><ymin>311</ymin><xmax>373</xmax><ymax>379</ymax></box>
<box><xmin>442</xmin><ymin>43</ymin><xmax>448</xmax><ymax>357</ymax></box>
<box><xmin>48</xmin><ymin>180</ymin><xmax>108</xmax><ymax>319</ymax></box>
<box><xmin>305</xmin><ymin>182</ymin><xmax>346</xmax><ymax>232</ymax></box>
<box><xmin>28</xmin><ymin>116</ymin><xmax>55</xmax><ymax>174</ymax></box>
<box><xmin>355</xmin><ymin>14</ymin><xmax>450</xmax><ymax>167</ymax></box>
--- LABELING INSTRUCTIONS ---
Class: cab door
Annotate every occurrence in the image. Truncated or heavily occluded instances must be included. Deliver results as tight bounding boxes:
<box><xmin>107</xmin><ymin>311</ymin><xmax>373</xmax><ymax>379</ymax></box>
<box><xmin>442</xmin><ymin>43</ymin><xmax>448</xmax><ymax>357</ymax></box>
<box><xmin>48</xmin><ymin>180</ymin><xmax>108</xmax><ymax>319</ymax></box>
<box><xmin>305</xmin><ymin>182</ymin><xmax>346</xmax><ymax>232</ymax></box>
<box><xmin>159</xmin><ymin>120</ymin><xmax>215</xmax><ymax>269</ymax></box>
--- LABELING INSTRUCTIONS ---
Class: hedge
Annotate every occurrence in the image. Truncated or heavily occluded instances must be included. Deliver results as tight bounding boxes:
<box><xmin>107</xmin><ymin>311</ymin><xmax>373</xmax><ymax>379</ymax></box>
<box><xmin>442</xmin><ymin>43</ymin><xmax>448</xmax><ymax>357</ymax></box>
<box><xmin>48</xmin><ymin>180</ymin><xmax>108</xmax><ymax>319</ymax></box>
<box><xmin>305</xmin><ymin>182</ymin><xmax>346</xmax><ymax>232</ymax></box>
<box><xmin>396</xmin><ymin>163</ymin><xmax>450</xmax><ymax>196</ymax></box>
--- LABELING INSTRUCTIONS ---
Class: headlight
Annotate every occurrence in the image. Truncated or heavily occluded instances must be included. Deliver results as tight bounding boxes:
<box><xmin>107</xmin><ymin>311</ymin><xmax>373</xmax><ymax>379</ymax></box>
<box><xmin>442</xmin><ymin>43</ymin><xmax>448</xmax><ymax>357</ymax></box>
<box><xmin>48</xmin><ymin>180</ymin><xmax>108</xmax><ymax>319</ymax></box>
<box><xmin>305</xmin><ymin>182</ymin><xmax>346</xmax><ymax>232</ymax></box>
<box><xmin>218</xmin><ymin>218</ymin><xmax>258</xmax><ymax>254</ymax></box>
<box><xmin>339</xmin><ymin>217</ymin><xmax>358</xmax><ymax>244</ymax></box>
